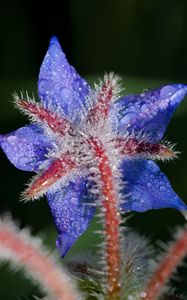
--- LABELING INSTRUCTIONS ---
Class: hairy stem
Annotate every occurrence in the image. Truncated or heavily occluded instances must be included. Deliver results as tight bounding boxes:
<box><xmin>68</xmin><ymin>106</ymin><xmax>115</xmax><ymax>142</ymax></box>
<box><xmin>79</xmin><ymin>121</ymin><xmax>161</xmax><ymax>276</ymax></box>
<box><xmin>90</xmin><ymin>138</ymin><xmax>121</xmax><ymax>300</ymax></box>
<box><xmin>0</xmin><ymin>218</ymin><xmax>79</xmax><ymax>300</ymax></box>
<box><xmin>140</xmin><ymin>227</ymin><xmax>187</xmax><ymax>300</ymax></box>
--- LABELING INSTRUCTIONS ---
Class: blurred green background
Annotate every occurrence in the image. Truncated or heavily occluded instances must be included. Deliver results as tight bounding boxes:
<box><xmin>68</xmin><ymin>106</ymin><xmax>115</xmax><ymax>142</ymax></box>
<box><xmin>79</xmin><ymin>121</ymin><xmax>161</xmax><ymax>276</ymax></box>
<box><xmin>1</xmin><ymin>1</ymin><xmax>187</xmax><ymax>299</ymax></box>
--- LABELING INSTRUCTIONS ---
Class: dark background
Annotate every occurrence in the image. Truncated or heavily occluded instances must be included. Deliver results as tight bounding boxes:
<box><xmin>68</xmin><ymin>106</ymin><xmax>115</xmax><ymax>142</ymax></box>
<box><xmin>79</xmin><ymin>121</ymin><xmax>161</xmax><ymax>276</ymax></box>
<box><xmin>2</xmin><ymin>0</ymin><xmax>187</xmax><ymax>80</ymax></box>
<box><xmin>1</xmin><ymin>1</ymin><xmax>187</xmax><ymax>299</ymax></box>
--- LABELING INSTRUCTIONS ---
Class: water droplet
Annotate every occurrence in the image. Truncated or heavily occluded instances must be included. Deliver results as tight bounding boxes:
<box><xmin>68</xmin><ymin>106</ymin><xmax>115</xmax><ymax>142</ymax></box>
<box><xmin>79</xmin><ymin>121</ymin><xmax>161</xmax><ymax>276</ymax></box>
<box><xmin>140</xmin><ymin>291</ymin><xmax>147</xmax><ymax>298</ymax></box>
<box><xmin>160</xmin><ymin>85</ymin><xmax>177</xmax><ymax>98</ymax></box>
<box><xmin>7</xmin><ymin>135</ymin><xmax>17</xmax><ymax>145</ymax></box>
<box><xmin>154</xmin><ymin>178</ymin><xmax>159</xmax><ymax>185</ymax></box>
<box><xmin>141</xmin><ymin>104</ymin><xmax>149</xmax><ymax>113</ymax></box>
<box><xmin>159</xmin><ymin>185</ymin><xmax>165</xmax><ymax>191</ymax></box>
<box><xmin>70</xmin><ymin>197</ymin><xmax>78</xmax><ymax>204</ymax></box>
<box><xmin>60</xmin><ymin>88</ymin><xmax>72</xmax><ymax>101</ymax></box>
<box><xmin>38</xmin><ymin>79</ymin><xmax>50</xmax><ymax>97</ymax></box>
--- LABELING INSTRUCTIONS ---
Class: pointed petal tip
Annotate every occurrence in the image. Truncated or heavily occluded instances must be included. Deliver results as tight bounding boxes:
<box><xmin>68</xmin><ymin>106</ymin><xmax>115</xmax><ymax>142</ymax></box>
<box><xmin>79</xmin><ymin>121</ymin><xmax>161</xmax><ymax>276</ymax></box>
<box><xmin>39</xmin><ymin>35</ymin><xmax>89</xmax><ymax>117</ymax></box>
<box><xmin>50</xmin><ymin>36</ymin><xmax>60</xmax><ymax>45</ymax></box>
<box><xmin>160</xmin><ymin>83</ymin><xmax>187</xmax><ymax>101</ymax></box>
<box><xmin>56</xmin><ymin>232</ymin><xmax>76</xmax><ymax>258</ymax></box>
<box><xmin>172</xmin><ymin>200</ymin><xmax>187</xmax><ymax>211</ymax></box>
<box><xmin>121</xmin><ymin>160</ymin><xmax>187</xmax><ymax>213</ymax></box>
<box><xmin>0</xmin><ymin>125</ymin><xmax>51</xmax><ymax>172</ymax></box>
<box><xmin>172</xmin><ymin>83</ymin><xmax>187</xmax><ymax>90</ymax></box>
<box><xmin>48</xmin><ymin>36</ymin><xmax>62</xmax><ymax>58</ymax></box>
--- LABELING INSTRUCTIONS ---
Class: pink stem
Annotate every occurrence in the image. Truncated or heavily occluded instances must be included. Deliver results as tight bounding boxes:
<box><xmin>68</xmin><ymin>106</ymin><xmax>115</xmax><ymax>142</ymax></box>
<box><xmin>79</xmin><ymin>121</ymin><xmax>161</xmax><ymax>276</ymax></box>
<box><xmin>0</xmin><ymin>218</ymin><xmax>79</xmax><ymax>300</ymax></box>
<box><xmin>140</xmin><ymin>227</ymin><xmax>187</xmax><ymax>300</ymax></box>
<box><xmin>90</xmin><ymin>138</ymin><xmax>121</xmax><ymax>300</ymax></box>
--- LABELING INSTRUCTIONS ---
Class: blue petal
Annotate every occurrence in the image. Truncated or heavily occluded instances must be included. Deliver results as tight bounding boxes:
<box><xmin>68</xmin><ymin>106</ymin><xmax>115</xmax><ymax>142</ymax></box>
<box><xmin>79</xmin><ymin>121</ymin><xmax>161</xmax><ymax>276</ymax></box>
<box><xmin>0</xmin><ymin>124</ymin><xmax>52</xmax><ymax>172</ymax></box>
<box><xmin>110</xmin><ymin>84</ymin><xmax>187</xmax><ymax>142</ymax></box>
<box><xmin>38</xmin><ymin>36</ymin><xmax>90</xmax><ymax>120</ymax></box>
<box><xmin>46</xmin><ymin>177</ymin><xmax>95</xmax><ymax>257</ymax></box>
<box><xmin>121</xmin><ymin>159</ymin><xmax>187</xmax><ymax>212</ymax></box>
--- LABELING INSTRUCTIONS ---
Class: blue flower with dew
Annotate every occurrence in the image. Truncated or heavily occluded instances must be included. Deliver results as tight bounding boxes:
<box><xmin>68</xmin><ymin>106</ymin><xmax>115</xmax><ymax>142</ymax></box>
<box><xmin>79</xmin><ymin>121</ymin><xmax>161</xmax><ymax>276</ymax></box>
<box><xmin>1</xmin><ymin>36</ymin><xmax>187</xmax><ymax>257</ymax></box>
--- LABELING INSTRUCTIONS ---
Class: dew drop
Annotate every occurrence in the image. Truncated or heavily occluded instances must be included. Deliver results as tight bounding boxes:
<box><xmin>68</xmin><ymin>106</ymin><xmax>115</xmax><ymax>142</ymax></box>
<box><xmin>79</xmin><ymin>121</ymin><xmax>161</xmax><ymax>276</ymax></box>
<box><xmin>154</xmin><ymin>178</ymin><xmax>159</xmax><ymax>185</ymax></box>
<box><xmin>159</xmin><ymin>185</ymin><xmax>165</xmax><ymax>191</ymax></box>
<box><xmin>60</xmin><ymin>88</ymin><xmax>72</xmax><ymax>101</ymax></box>
<box><xmin>122</xmin><ymin>113</ymin><xmax>134</xmax><ymax>124</ymax></box>
<box><xmin>140</xmin><ymin>291</ymin><xmax>147</xmax><ymax>298</ymax></box>
<box><xmin>141</xmin><ymin>104</ymin><xmax>149</xmax><ymax>113</ymax></box>
<box><xmin>70</xmin><ymin>197</ymin><xmax>78</xmax><ymax>204</ymax></box>
<box><xmin>160</xmin><ymin>85</ymin><xmax>177</xmax><ymax>98</ymax></box>
<box><xmin>7</xmin><ymin>135</ymin><xmax>17</xmax><ymax>145</ymax></box>
<box><xmin>38</xmin><ymin>79</ymin><xmax>50</xmax><ymax>97</ymax></box>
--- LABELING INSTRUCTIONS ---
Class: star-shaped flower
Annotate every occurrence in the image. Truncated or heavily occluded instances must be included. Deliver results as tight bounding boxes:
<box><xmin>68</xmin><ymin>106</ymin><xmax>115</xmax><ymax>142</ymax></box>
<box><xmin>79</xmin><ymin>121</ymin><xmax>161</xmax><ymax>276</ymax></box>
<box><xmin>1</xmin><ymin>37</ymin><xmax>187</xmax><ymax>257</ymax></box>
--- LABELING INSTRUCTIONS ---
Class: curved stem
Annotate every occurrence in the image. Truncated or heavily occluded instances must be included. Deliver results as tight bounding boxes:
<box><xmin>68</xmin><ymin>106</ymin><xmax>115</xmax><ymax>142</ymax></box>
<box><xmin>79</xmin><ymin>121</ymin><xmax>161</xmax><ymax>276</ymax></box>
<box><xmin>0</xmin><ymin>218</ymin><xmax>79</xmax><ymax>300</ymax></box>
<box><xmin>140</xmin><ymin>227</ymin><xmax>187</xmax><ymax>300</ymax></box>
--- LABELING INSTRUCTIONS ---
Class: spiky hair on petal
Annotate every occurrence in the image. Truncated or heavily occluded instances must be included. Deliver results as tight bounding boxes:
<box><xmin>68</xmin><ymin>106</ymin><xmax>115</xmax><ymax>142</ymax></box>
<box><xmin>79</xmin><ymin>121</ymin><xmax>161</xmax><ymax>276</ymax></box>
<box><xmin>0</xmin><ymin>215</ymin><xmax>80</xmax><ymax>300</ymax></box>
<box><xmin>84</xmin><ymin>72</ymin><xmax>122</xmax><ymax>124</ymax></box>
<box><xmin>21</xmin><ymin>155</ymin><xmax>78</xmax><ymax>202</ymax></box>
<box><xmin>1</xmin><ymin>37</ymin><xmax>187</xmax><ymax>299</ymax></box>
<box><xmin>114</xmin><ymin>132</ymin><xmax>179</xmax><ymax>162</ymax></box>
<box><xmin>13</xmin><ymin>92</ymin><xmax>71</xmax><ymax>138</ymax></box>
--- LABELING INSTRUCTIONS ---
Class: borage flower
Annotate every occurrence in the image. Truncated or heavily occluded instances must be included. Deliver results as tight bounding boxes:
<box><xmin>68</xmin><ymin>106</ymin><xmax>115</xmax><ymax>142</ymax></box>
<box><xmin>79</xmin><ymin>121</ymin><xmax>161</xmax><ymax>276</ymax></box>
<box><xmin>1</xmin><ymin>37</ymin><xmax>187</xmax><ymax>257</ymax></box>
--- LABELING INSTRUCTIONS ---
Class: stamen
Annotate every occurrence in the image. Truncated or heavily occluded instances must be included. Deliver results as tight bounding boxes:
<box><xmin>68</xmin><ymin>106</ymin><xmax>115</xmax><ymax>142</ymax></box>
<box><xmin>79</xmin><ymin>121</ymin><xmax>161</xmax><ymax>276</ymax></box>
<box><xmin>25</xmin><ymin>155</ymin><xmax>76</xmax><ymax>200</ymax></box>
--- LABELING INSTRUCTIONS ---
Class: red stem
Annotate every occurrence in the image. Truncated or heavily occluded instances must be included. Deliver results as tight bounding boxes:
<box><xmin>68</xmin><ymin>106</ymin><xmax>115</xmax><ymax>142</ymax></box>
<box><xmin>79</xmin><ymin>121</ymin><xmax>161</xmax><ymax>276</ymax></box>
<box><xmin>90</xmin><ymin>138</ymin><xmax>121</xmax><ymax>300</ymax></box>
<box><xmin>140</xmin><ymin>227</ymin><xmax>187</xmax><ymax>300</ymax></box>
<box><xmin>0</xmin><ymin>220</ymin><xmax>78</xmax><ymax>300</ymax></box>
